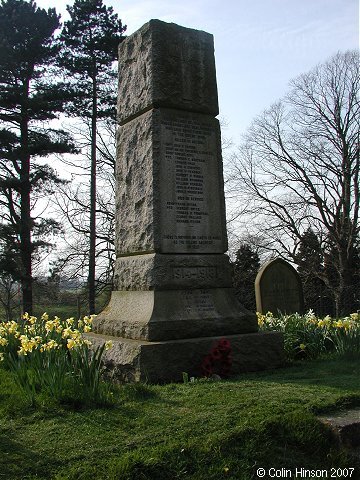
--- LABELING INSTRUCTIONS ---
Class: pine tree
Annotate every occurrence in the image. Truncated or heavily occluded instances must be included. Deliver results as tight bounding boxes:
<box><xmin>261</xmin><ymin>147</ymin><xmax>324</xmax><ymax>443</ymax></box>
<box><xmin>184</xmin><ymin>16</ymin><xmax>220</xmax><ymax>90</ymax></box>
<box><xmin>0</xmin><ymin>0</ymin><xmax>75</xmax><ymax>315</ymax></box>
<box><xmin>232</xmin><ymin>244</ymin><xmax>260</xmax><ymax>311</ymax></box>
<box><xmin>59</xmin><ymin>0</ymin><xmax>126</xmax><ymax>314</ymax></box>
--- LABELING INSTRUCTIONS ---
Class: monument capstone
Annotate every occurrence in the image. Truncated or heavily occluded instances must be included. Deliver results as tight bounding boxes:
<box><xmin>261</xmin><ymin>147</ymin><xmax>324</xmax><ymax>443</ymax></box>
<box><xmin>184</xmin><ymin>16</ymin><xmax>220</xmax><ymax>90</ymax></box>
<box><xmin>89</xmin><ymin>20</ymin><xmax>284</xmax><ymax>382</ymax></box>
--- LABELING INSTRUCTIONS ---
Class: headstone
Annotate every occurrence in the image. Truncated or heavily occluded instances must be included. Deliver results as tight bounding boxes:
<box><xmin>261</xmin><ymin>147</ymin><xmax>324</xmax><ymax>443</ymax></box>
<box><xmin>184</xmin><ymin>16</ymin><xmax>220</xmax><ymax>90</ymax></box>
<box><xmin>255</xmin><ymin>258</ymin><xmax>304</xmax><ymax>314</ymax></box>
<box><xmin>89</xmin><ymin>20</ymin><xmax>284</xmax><ymax>382</ymax></box>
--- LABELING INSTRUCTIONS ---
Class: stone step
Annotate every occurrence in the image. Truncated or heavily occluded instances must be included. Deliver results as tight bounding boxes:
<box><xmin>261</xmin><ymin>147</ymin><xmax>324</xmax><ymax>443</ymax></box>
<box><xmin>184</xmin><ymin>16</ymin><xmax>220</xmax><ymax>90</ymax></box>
<box><xmin>319</xmin><ymin>408</ymin><xmax>360</xmax><ymax>459</ymax></box>
<box><xmin>86</xmin><ymin>331</ymin><xmax>284</xmax><ymax>383</ymax></box>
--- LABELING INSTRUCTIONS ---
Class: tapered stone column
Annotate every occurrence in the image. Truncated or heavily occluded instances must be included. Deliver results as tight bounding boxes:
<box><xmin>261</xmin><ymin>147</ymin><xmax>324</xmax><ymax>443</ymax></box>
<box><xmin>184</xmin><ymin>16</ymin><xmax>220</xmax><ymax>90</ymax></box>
<box><xmin>90</xmin><ymin>20</ymin><xmax>283</xmax><ymax>382</ymax></box>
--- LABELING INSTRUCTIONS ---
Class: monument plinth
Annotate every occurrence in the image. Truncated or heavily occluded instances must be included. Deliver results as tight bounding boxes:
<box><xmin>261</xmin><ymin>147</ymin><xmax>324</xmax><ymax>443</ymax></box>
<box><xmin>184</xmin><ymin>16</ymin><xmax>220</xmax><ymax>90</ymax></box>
<box><xmin>91</xmin><ymin>20</ymin><xmax>283</xmax><ymax>382</ymax></box>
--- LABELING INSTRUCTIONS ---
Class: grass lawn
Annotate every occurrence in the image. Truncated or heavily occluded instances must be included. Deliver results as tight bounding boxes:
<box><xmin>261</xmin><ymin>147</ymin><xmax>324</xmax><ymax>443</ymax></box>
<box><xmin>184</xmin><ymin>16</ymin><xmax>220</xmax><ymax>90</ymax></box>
<box><xmin>0</xmin><ymin>356</ymin><xmax>359</xmax><ymax>480</ymax></box>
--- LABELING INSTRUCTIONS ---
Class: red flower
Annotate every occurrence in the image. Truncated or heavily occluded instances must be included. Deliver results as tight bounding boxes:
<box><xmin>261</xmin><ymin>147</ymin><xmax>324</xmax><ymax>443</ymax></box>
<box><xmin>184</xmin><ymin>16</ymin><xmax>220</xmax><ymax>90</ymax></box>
<box><xmin>201</xmin><ymin>355</ymin><xmax>214</xmax><ymax>377</ymax></box>
<box><xmin>218</xmin><ymin>339</ymin><xmax>231</xmax><ymax>352</ymax></box>
<box><xmin>211</xmin><ymin>347</ymin><xmax>222</xmax><ymax>360</ymax></box>
<box><xmin>200</xmin><ymin>339</ymin><xmax>233</xmax><ymax>378</ymax></box>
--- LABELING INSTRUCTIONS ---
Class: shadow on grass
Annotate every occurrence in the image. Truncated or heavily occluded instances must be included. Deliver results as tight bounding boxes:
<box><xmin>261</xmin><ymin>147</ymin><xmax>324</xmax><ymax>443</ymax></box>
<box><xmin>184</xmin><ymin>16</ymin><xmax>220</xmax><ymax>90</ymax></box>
<box><xmin>0</xmin><ymin>433</ymin><xmax>59</xmax><ymax>480</ymax></box>
<box><xmin>122</xmin><ymin>383</ymin><xmax>159</xmax><ymax>401</ymax></box>
<box><xmin>233</xmin><ymin>356</ymin><xmax>360</xmax><ymax>389</ymax></box>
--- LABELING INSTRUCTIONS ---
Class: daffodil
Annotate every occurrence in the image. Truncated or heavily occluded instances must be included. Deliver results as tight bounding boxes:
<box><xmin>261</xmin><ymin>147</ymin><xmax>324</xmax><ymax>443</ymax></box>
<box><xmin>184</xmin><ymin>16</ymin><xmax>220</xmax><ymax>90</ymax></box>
<box><xmin>256</xmin><ymin>312</ymin><xmax>265</xmax><ymax>326</ymax></box>
<box><xmin>6</xmin><ymin>321</ymin><xmax>19</xmax><ymax>335</ymax></box>
<box><xmin>19</xmin><ymin>335</ymin><xmax>38</xmax><ymax>353</ymax></box>
<box><xmin>70</xmin><ymin>329</ymin><xmax>81</xmax><ymax>340</ymax></box>
<box><xmin>62</xmin><ymin>327</ymin><xmax>73</xmax><ymax>338</ymax></box>
<box><xmin>67</xmin><ymin>338</ymin><xmax>76</xmax><ymax>349</ymax></box>
<box><xmin>40</xmin><ymin>339</ymin><xmax>59</xmax><ymax>352</ymax></box>
<box><xmin>25</xmin><ymin>324</ymin><xmax>35</xmax><ymax>335</ymax></box>
<box><xmin>45</xmin><ymin>320</ymin><xmax>55</xmax><ymax>332</ymax></box>
<box><xmin>342</xmin><ymin>319</ymin><xmax>351</xmax><ymax>330</ymax></box>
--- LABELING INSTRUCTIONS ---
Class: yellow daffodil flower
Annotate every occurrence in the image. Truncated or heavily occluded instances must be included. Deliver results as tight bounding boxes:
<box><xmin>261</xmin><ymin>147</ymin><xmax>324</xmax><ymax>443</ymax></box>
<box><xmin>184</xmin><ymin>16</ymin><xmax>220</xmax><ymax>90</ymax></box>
<box><xmin>67</xmin><ymin>338</ymin><xmax>76</xmax><ymax>349</ymax></box>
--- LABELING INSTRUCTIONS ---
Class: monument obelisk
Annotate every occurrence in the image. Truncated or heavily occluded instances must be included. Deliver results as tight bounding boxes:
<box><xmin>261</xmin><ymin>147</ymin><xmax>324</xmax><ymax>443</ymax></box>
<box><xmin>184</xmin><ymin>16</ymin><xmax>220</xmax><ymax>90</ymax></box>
<box><xmin>90</xmin><ymin>20</ymin><xmax>283</xmax><ymax>382</ymax></box>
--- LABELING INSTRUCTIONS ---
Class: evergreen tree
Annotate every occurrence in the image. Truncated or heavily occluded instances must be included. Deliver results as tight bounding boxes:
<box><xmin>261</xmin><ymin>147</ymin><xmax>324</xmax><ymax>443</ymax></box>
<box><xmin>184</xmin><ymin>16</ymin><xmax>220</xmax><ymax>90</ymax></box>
<box><xmin>295</xmin><ymin>229</ymin><xmax>360</xmax><ymax>315</ymax></box>
<box><xmin>232</xmin><ymin>244</ymin><xmax>260</xmax><ymax>311</ymax></box>
<box><xmin>295</xmin><ymin>229</ymin><xmax>331</xmax><ymax>315</ymax></box>
<box><xmin>323</xmin><ymin>232</ymin><xmax>360</xmax><ymax>315</ymax></box>
<box><xmin>59</xmin><ymin>0</ymin><xmax>126</xmax><ymax>314</ymax></box>
<box><xmin>0</xmin><ymin>0</ymin><xmax>75</xmax><ymax>314</ymax></box>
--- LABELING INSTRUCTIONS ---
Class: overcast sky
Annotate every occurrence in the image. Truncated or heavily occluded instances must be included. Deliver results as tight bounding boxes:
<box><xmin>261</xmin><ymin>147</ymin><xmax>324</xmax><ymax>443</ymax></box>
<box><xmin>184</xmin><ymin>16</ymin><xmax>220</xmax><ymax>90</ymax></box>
<box><xmin>35</xmin><ymin>0</ymin><xmax>359</xmax><ymax>144</ymax></box>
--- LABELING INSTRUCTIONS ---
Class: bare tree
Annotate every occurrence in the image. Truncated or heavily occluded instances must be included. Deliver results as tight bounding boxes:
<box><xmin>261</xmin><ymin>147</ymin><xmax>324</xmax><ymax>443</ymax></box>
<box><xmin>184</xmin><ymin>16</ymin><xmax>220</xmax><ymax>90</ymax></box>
<box><xmin>228</xmin><ymin>51</ymin><xmax>359</xmax><ymax>315</ymax></box>
<box><xmin>0</xmin><ymin>274</ymin><xmax>20</xmax><ymax>321</ymax></box>
<box><xmin>59</xmin><ymin>0</ymin><xmax>126</xmax><ymax>315</ymax></box>
<box><xmin>53</xmin><ymin>118</ymin><xmax>115</xmax><ymax>308</ymax></box>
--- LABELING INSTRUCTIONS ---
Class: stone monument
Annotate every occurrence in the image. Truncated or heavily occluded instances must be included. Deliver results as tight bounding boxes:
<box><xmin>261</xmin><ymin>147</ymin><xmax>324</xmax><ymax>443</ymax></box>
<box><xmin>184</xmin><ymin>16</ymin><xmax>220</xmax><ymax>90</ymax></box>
<box><xmin>89</xmin><ymin>20</ymin><xmax>284</xmax><ymax>382</ymax></box>
<box><xmin>255</xmin><ymin>258</ymin><xmax>304</xmax><ymax>315</ymax></box>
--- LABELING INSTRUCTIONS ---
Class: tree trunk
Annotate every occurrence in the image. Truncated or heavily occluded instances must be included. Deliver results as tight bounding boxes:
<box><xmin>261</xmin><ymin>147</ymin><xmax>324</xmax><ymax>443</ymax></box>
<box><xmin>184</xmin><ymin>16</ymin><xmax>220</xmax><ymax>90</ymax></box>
<box><xmin>88</xmin><ymin>73</ymin><xmax>97</xmax><ymax>315</ymax></box>
<box><xmin>20</xmin><ymin>80</ymin><xmax>33</xmax><ymax>315</ymax></box>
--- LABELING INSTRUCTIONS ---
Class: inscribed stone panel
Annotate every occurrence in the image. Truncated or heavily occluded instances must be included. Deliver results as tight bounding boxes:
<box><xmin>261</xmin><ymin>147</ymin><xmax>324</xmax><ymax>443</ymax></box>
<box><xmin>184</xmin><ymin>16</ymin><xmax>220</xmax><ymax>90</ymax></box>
<box><xmin>157</xmin><ymin>108</ymin><xmax>227</xmax><ymax>253</ymax></box>
<box><xmin>115</xmin><ymin>108</ymin><xmax>227</xmax><ymax>255</ymax></box>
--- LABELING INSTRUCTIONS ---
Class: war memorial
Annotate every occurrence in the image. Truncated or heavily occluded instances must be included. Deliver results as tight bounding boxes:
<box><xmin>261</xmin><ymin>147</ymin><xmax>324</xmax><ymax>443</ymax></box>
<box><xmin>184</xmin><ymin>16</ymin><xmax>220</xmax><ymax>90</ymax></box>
<box><xmin>89</xmin><ymin>20</ymin><xmax>284</xmax><ymax>382</ymax></box>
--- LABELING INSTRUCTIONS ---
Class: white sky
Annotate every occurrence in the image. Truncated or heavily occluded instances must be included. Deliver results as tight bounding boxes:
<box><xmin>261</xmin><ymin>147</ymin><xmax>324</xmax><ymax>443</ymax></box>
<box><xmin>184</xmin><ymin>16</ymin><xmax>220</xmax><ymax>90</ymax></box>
<box><xmin>36</xmin><ymin>0</ymin><xmax>359</xmax><ymax>143</ymax></box>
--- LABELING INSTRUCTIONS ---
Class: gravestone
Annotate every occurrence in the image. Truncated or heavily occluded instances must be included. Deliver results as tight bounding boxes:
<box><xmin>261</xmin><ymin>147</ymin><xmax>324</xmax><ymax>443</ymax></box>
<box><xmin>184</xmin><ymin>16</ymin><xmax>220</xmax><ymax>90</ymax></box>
<box><xmin>89</xmin><ymin>20</ymin><xmax>284</xmax><ymax>382</ymax></box>
<box><xmin>255</xmin><ymin>258</ymin><xmax>304</xmax><ymax>314</ymax></box>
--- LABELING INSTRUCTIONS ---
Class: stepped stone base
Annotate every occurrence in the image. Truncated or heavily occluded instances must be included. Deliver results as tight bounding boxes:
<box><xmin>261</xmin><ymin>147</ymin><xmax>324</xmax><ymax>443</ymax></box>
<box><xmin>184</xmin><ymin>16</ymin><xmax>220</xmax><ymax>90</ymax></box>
<box><xmin>86</xmin><ymin>331</ymin><xmax>284</xmax><ymax>383</ymax></box>
<box><xmin>92</xmin><ymin>289</ymin><xmax>258</xmax><ymax>342</ymax></box>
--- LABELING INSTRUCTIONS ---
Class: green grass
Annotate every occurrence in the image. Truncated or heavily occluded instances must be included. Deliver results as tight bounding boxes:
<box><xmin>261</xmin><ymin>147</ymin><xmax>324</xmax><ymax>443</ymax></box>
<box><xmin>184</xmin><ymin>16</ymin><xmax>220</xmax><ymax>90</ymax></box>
<box><xmin>0</xmin><ymin>357</ymin><xmax>359</xmax><ymax>480</ymax></box>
